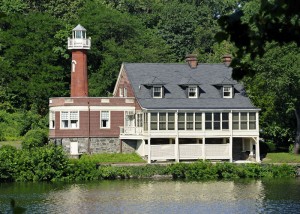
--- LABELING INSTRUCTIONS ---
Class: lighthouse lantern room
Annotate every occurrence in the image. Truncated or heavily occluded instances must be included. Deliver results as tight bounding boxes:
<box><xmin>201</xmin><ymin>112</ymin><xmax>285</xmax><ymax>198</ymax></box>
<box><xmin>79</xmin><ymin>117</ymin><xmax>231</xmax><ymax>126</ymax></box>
<box><xmin>68</xmin><ymin>24</ymin><xmax>91</xmax><ymax>50</ymax></box>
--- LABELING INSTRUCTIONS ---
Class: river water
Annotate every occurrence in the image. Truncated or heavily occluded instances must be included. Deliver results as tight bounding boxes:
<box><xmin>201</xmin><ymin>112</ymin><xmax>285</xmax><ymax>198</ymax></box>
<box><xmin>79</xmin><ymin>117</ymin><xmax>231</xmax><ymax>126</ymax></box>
<box><xmin>1</xmin><ymin>179</ymin><xmax>300</xmax><ymax>213</ymax></box>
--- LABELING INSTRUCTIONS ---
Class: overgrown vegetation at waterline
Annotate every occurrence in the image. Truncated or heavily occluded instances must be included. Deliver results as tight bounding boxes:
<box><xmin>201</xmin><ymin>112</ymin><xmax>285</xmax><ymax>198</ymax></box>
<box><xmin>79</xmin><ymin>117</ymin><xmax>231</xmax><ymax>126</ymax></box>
<box><xmin>0</xmin><ymin>144</ymin><xmax>298</xmax><ymax>182</ymax></box>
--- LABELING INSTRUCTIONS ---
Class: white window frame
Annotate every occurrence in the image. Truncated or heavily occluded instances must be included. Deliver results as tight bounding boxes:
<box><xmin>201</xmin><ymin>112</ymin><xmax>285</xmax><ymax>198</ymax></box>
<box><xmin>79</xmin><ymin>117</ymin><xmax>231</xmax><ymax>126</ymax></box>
<box><xmin>153</xmin><ymin>86</ymin><xmax>162</xmax><ymax>98</ymax></box>
<box><xmin>60</xmin><ymin>111</ymin><xmax>79</xmax><ymax>129</ymax></box>
<box><xmin>223</xmin><ymin>86</ymin><xmax>232</xmax><ymax>98</ymax></box>
<box><xmin>100</xmin><ymin>111</ymin><xmax>110</xmax><ymax>129</ymax></box>
<box><xmin>232</xmin><ymin>112</ymin><xmax>257</xmax><ymax>130</ymax></box>
<box><xmin>49</xmin><ymin>111</ymin><xmax>55</xmax><ymax>129</ymax></box>
<box><xmin>188</xmin><ymin>86</ymin><xmax>198</xmax><ymax>98</ymax></box>
<box><xmin>124</xmin><ymin>88</ymin><xmax>127</xmax><ymax>97</ymax></box>
<box><xmin>119</xmin><ymin>88</ymin><xmax>123</xmax><ymax>97</ymax></box>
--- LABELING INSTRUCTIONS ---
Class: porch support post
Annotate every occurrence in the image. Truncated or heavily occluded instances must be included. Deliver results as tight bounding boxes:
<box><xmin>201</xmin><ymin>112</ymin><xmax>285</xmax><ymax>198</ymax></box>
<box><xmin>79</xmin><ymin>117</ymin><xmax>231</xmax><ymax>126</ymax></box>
<box><xmin>175</xmin><ymin>137</ymin><xmax>179</xmax><ymax>162</ymax></box>
<box><xmin>255</xmin><ymin>137</ymin><xmax>260</xmax><ymax>162</ymax></box>
<box><xmin>229</xmin><ymin>110</ymin><xmax>233</xmax><ymax>162</ymax></box>
<box><xmin>147</xmin><ymin>112</ymin><xmax>151</xmax><ymax>164</ymax></box>
<box><xmin>249</xmin><ymin>139</ymin><xmax>254</xmax><ymax>157</ymax></box>
<box><xmin>229</xmin><ymin>137</ymin><xmax>233</xmax><ymax>162</ymax></box>
<box><xmin>148</xmin><ymin>138</ymin><xmax>151</xmax><ymax>164</ymax></box>
<box><xmin>202</xmin><ymin>137</ymin><xmax>206</xmax><ymax>160</ymax></box>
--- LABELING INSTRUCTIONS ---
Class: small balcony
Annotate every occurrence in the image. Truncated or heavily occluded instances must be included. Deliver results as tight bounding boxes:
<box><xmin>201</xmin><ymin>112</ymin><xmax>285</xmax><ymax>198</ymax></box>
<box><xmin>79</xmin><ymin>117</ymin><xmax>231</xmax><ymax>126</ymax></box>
<box><xmin>120</xmin><ymin>126</ymin><xmax>143</xmax><ymax>135</ymax></box>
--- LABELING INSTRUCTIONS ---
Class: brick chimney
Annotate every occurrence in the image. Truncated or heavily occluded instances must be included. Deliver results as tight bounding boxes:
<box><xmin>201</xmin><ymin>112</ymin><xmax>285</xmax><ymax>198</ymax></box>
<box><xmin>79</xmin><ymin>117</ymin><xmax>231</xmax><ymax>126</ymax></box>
<box><xmin>222</xmin><ymin>54</ymin><xmax>232</xmax><ymax>66</ymax></box>
<box><xmin>186</xmin><ymin>54</ymin><xmax>198</xmax><ymax>69</ymax></box>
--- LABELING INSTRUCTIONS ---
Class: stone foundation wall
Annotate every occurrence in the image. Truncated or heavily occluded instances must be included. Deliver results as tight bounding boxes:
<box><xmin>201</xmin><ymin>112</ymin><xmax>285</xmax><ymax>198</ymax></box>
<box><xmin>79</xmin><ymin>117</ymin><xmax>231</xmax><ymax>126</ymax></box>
<box><xmin>49</xmin><ymin>138</ymin><xmax>137</xmax><ymax>154</ymax></box>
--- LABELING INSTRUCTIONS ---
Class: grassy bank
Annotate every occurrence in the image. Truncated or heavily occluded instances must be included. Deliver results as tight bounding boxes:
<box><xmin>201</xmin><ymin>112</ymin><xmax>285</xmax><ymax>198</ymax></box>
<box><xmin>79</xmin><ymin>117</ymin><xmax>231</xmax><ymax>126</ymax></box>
<box><xmin>262</xmin><ymin>153</ymin><xmax>300</xmax><ymax>163</ymax></box>
<box><xmin>0</xmin><ymin>141</ymin><xmax>22</xmax><ymax>149</ymax></box>
<box><xmin>79</xmin><ymin>153</ymin><xmax>146</xmax><ymax>164</ymax></box>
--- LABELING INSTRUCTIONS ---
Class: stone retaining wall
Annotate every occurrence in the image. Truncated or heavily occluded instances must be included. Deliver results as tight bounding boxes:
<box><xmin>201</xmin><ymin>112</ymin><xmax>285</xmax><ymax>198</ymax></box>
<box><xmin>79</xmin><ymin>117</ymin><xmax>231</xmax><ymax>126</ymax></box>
<box><xmin>49</xmin><ymin>138</ymin><xmax>137</xmax><ymax>154</ymax></box>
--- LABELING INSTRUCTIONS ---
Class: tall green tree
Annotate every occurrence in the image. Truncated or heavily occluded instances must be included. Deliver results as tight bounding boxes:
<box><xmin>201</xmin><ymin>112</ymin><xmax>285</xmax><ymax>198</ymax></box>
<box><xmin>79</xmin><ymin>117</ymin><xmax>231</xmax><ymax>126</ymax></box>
<box><xmin>0</xmin><ymin>12</ymin><xmax>69</xmax><ymax>115</ymax></box>
<box><xmin>76</xmin><ymin>1</ymin><xmax>174</xmax><ymax>96</ymax></box>
<box><xmin>217</xmin><ymin>0</ymin><xmax>300</xmax><ymax>153</ymax></box>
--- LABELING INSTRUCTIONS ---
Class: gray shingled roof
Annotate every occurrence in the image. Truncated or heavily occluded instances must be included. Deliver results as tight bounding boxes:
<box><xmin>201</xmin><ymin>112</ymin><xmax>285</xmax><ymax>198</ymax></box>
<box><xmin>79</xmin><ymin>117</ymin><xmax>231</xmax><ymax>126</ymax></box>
<box><xmin>124</xmin><ymin>63</ymin><xmax>258</xmax><ymax>110</ymax></box>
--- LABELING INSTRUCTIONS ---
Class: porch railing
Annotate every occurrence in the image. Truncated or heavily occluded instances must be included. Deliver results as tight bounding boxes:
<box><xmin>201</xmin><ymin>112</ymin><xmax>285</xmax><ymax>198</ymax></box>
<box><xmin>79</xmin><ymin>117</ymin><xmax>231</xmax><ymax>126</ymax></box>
<box><xmin>120</xmin><ymin>126</ymin><xmax>143</xmax><ymax>135</ymax></box>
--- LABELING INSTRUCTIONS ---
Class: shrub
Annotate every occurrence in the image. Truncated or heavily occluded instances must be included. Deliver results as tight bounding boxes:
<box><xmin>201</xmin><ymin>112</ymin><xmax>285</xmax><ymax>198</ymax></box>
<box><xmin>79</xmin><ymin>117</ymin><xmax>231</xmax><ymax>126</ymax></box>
<box><xmin>185</xmin><ymin>161</ymin><xmax>218</xmax><ymax>180</ymax></box>
<box><xmin>0</xmin><ymin>145</ymin><xmax>17</xmax><ymax>182</ymax></box>
<box><xmin>127</xmin><ymin>165</ymin><xmax>168</xmax><ymax>178</ymax></box>
<box><xmin>167</xmin><ymin>163</ymin><xmax>190</xmax><ymax>179</ymax></box>
<box><xmin>14</xmin><ymin>145</ymin><xmax>70</xmax><ymax>182</ymax></box>
<box><xmin>265</xmin><ymin>141</ymin><xmax>276</xmax><ymax>152</ymax></box>
<box><xmin>21</xmin><ymin>129</ymin><xmax>48</xmax><ymax>149</ymax></box>
<box><xmin>216</xmin><ymin>162</ymin><xmax>239</xmax><ymax>179</ymax></box>
<box><xmin>289</xmin><ymin>144</ymin><xmax>294</xmax><ymax>154</ymax></box>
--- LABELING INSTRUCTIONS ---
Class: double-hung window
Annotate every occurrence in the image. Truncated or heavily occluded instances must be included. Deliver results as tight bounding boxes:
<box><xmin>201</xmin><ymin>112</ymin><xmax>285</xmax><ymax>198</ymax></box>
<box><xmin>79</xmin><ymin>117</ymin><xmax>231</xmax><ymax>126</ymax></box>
<box><xmin>61</xmin><ymin>111</ymin><xmax>79</xmax><ymax>129</ymax></box>
<box><xmin>188</xmin><ymin>86</ymin><xmax>198</xmax><ymax>98</ymax></box>
<box><xmin>101</xmin><ymin>111</ymin><xmax>110</xmax><ymax>128</ymax></box>
<box><xmin>223</xmin><ymin>86</ymin><xmax>232</xmax><ymax>98</ymax></box>
<box><xmin>153</xmin><ymin>86</ymin><xmax>162</xmax><ymax>98</ymax></box>
<box><xmin>168</xmin><ymin>113</ymin><xmax>175</xmax><ymax>130</ymax></box>
<box><xmin>159</xmin><ymin>113</ymin><xmax>166</xmax><ymax>130</ymax></box>
<box><xmin>50</xmin><ymin>111</ymin><xmax>55</xmax><ymax>129</ymax></box>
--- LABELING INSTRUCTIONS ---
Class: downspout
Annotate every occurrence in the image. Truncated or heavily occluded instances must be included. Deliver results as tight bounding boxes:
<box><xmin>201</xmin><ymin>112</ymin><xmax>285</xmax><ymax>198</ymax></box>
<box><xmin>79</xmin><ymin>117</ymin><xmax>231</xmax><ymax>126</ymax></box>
<box><xmin>88</xmin><ymin>100</ymin><xmax>91</xmax><ymax>154</ymax></box>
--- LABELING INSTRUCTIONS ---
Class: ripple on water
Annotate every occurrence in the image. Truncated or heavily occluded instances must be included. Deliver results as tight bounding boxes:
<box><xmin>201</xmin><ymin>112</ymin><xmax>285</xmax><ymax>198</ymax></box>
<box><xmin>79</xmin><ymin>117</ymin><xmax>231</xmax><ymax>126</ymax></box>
<box><xmin>1</xmin><ymin>179</ymin><xmax>300</xmax><ymax>214</ymax></box>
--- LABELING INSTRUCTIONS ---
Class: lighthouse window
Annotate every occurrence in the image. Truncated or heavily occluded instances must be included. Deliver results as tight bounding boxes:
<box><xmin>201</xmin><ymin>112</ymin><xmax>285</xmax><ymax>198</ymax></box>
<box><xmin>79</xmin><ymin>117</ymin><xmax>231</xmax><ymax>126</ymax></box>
<box><xmin>72</xmin><ymin>60</ymin><xmax>76</xmax><ymax>72</ymax></box>
<box><xmin>75</xmin><ymin>31</ymin><xmax>81</xmax><ymax>39</ymax></box>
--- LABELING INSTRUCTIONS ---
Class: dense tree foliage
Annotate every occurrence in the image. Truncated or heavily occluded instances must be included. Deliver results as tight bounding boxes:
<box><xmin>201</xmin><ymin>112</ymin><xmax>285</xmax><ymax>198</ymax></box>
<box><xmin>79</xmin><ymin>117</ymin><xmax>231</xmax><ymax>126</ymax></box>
<box><xmin>217</xmin><ymin>0</ymin><xmax>300</xmax><ymax>152</ymax></box>
<box><xmin>2</xmin><ymin>0</ymin><xmax>298</xmax><ymax>153</ymax></box>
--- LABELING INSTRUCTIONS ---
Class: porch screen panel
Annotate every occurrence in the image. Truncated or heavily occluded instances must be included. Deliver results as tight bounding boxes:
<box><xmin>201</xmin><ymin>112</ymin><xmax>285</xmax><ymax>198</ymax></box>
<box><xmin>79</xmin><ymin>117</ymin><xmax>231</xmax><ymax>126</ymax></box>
<box><xmin>232</xmin><ymin>113</ymin><xmax>239</xmax><ymax>130</ymax></box>
<box><xmin>195</xmin><ymin>113</ymin><xmax>202</xmax><ymax>130</ymax></box>
<box><xmin>241</xmin><ymin>112</ymin><xmax>248</xmax><ymax>130</ymax></box>
<box><xmin>213</xmin><ymin>113</ymin><xmax>220</xmax><ymax>130</ymax></box>
<box><xmin>159</xmin><ymin>113</ymin><xmax>166</xmax><ymax>130</ymax></box>
<box><xmin>222</xmin><ymin>113</ymin><xmax>229</xmax><ymax>129</ymax></box>
<box><xmin>151</xmin><ymin>113</ymin><xmax>158</xmax><ymax>130</ymax></box>
<box><xmin>144</xmin><ymin>113</ymin><xmax>148</xmax><ymax>131</ymax></box>
<box><xmin>249</xmin><ymin>112</ymin><xmax>256</xmax><ymax>129</ymax></box>
<box><xmin>178</xmin><ymin>113</ymin><xmax>185</xmax><ymax>130</ymax></box>
<box><xmin>186</xmin><ymin>113</ymin><xmax>193</xmax><ymax>130</ymax></box>
<box><xmin>205</xmin><ymin>113</ymin><xmax>212</xmax><ymax>130</ymax></box>
<box><xmin>168</xmin><ymin>113</ymin><xmax>175</xmax><ymax>130</ymax></box>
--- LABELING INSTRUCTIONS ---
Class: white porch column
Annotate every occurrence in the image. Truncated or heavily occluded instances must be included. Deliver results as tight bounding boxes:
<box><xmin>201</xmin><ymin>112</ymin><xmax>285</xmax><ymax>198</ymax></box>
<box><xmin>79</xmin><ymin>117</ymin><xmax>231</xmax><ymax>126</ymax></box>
<box><xmin>148</xmin><ymin>138</ymin><xmax>151</xmax><ymax>164</ymax></box>
<box><xmin>255</xmin><ymin>137</ymin><xmax>260</xmax><ymax>162</ymax></box>
<box><xmin>229</xmin><ymin>111</ymin><xmax>233</xmax><ymax>162</ymax></box>
<box><xmin>147</xmin><ymin>112</ymin><xmax>151</xmax><ymax>164</ymax></box>
<box><xmin>202</xmin><ymin>137</ymin><xmax>206</xmax><ymax>160</ymax></box>
<box><xmin>175</xmin><ymin>137</ymin><xmax>179</xmax><ymax>162</ymax></box>
<box><xmin>229</xmin><ymin>137</ymin><xmax>233</xmax><ymax>162</ymax></box>
<box><xmin>249</xmin><ymin>140</ymin><xmax>254</xmax><ymax>157</ymax></box>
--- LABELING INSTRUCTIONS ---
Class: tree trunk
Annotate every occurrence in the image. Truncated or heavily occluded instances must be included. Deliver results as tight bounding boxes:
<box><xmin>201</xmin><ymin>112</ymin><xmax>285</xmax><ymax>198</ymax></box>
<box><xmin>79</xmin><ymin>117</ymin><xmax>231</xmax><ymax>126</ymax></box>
<box><xmin>294</xmin><ymin>108</ymin><xmax>300</xmax><ymax>154</ymax></box>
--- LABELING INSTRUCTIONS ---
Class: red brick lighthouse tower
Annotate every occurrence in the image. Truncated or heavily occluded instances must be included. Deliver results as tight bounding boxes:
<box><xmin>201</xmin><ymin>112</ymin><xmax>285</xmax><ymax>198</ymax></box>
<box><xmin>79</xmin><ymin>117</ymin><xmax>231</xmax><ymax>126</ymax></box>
<box><xmin>67</xmin><ymin>24</ymin><xmax>91</xmax><ymax>97</ymax></box>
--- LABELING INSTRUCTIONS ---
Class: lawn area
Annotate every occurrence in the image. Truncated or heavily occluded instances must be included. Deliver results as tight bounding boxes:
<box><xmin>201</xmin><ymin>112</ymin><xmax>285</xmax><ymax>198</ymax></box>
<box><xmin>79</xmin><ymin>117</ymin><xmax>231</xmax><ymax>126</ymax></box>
<box><xmin>78</xmin><ymin>153</ymin><xmax>146</xmax><ymax>164</ymax></box>
<box><xmin>262</xmin><ymin>152</ymin><xmax>300</xmax><ymax>163</ymax></box>
<box><xmin>0</xmin><ymin>141</ymin><xmax>22</xmax><ymax>149</ymax></box>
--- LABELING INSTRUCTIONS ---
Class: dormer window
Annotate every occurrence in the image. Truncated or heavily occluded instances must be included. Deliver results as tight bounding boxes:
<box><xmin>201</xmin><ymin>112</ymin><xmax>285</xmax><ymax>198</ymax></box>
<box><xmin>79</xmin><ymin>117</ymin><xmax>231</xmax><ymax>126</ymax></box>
<box><xmin>188</xmin><ymin>86</ymin><xmax>198</xmax><ymax>98</ymax></box>
<box><xmin>153</xmin><ymin>86</ymin><xmax>162</xmax><ymax>98</ymax></box>
<box><xmin>223</xmin><ymin>86</ymin><xmax>232</xmax><ymax>98</ymax></box>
